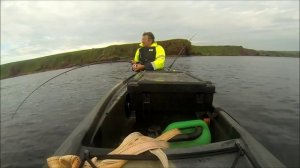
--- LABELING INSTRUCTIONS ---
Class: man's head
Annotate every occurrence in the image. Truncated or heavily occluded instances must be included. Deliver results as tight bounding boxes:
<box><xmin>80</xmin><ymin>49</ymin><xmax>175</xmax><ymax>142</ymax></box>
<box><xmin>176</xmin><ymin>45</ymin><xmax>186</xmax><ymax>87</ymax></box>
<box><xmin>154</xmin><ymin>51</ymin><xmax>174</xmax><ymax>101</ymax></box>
<box><xmin>142</xmin><ymin>32</ymin><xmax>155</xmax><ymax>47</ymax></box>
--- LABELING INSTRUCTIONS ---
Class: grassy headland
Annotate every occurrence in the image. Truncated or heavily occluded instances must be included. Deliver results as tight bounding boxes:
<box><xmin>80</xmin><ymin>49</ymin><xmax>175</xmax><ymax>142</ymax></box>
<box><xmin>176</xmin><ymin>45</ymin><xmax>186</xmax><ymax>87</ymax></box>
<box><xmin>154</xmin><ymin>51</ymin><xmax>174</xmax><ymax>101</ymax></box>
<box><xmin>1</xmin><ymin>39</ymin><xmax>299</xmax><ymax>79</ymax></box>
<box><xmin>190</xmin><ymin>45</ymin><xmax>259</xmax><ymax>56</ymax></box>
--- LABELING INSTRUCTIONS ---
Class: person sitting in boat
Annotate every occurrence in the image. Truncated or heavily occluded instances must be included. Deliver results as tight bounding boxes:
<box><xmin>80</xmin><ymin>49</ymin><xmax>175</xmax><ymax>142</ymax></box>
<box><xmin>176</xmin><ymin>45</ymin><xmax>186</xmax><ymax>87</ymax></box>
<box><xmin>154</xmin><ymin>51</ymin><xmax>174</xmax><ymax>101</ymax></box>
<box><xmin>131</xmin><ymin>32</ymin><xmax>166</xmax><ymax>72</ymax></box>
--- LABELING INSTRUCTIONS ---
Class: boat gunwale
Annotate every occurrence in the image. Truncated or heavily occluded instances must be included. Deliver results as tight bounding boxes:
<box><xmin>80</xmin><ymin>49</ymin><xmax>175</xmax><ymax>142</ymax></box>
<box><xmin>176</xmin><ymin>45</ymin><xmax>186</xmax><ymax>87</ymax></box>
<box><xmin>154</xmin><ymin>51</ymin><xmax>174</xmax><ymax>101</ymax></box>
<box><xmin>46</xmin><ymin>72</ymin><xmax>286</xmax><ymax>168</ymax></box>
<box><xmin>50</xmin><ymin>75</ymin><xmax>132</xmax><ymax>157</ymax></box>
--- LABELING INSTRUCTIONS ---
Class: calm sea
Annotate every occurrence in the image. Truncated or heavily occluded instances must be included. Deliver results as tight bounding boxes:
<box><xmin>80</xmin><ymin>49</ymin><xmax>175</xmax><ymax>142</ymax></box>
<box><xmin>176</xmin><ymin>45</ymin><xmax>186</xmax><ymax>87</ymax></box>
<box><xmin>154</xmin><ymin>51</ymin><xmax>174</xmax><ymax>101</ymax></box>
<box><xmin>1</xmin><ymin>56</ymin><xmax>299</xmax><ymax>167</ymax></box>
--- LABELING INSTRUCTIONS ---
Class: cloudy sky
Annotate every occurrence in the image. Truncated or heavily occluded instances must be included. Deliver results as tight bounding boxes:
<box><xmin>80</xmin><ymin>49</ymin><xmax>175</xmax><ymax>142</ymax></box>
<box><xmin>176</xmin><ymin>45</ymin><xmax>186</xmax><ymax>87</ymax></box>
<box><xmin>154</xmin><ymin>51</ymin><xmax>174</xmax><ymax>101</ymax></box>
<box><xmin>1</xmin><ymin>1</ymin><xmax>299</xmax><ymax>64</ymax></box>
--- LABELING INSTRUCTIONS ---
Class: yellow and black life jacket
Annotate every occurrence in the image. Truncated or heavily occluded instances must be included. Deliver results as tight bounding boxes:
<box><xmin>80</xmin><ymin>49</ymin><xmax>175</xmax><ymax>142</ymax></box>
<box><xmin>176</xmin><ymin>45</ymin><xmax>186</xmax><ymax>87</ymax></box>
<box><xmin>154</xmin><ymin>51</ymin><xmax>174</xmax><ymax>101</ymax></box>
<box><xmin>134</xmin><ymin>42</ymin><xmax>166</xmax><ymax>70</ymax></box>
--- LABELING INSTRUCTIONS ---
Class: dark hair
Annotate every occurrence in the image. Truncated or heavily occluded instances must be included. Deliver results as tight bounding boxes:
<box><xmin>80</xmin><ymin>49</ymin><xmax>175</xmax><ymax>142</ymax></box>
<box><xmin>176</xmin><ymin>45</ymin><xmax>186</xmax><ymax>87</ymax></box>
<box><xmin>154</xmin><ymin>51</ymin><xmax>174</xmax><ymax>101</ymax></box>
<box><xmin>143</xmin><ymin>32</ymin><xmax>155</xmax><ymax>42</ymax></box>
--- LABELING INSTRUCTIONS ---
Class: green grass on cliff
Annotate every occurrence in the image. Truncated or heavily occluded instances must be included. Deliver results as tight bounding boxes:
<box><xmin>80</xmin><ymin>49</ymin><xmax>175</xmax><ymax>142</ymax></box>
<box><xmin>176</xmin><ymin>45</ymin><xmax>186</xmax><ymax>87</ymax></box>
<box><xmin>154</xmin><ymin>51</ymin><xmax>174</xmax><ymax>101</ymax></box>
<box><xmin>1</xmin><ymin>39</ymin><xmax>299</xmax><ymax>79</ymax></box>
<box><xmin>190</xmin><ymin>45</ymin><xmax>259</xmax><ymax>56</ymax></box>
<box><xmin>0</xmin><ymin>39</ymin><xmax>190</xmax><ymax>79</ymax></box>
<box><xmin>258</xmin><ymin>50</ymin><xmax>299</xmax><ymax>57</ymax></box>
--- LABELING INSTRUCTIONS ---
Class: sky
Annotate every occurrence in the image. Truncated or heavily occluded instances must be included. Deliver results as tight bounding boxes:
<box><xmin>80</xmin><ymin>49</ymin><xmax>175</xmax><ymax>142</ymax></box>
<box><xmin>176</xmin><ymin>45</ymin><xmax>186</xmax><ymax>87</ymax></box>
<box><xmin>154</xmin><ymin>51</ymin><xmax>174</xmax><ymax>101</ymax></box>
<box><xmin>1</xmin><ymin>1</ymin><xmax>299</xmax><ymax>64</ymax></box>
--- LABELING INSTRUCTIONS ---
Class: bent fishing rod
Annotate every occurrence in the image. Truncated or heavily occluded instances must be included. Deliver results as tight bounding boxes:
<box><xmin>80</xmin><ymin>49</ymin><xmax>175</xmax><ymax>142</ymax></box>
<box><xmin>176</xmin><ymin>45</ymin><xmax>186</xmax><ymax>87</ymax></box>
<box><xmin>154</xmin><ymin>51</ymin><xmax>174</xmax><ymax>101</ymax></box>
<box><xmin>167</xmin><ymin>32</ymin><xmax>198</xmax><ymax>71</ymax></box>
<box><xmin>10</xmin><ymin>61</ymin><xmax>116</xmax><ymax>119</ymax></box>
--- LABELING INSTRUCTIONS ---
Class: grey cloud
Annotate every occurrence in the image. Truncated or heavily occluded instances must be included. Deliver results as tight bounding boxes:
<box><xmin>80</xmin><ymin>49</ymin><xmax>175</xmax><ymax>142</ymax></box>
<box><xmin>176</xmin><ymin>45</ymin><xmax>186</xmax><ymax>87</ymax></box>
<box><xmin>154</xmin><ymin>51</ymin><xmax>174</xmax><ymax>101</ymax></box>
<box><xmin>1</xmin><ymin>1</ymin><xmax>299</xmax><ymax>64</ymax></box>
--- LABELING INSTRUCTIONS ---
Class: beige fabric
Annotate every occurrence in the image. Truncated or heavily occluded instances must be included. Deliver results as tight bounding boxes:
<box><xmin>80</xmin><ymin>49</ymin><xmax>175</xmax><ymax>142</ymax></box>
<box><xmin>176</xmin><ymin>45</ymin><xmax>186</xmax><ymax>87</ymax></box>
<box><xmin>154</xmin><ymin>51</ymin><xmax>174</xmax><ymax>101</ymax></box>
<box><xmin>47</xmin><ymin>129</ymin><xmax>181</xmax><ymax>168</ymax></box>
<box><xmin>47</xmin><ymin>155</ymin><xmax>80</xmax><ymax>168</ymax></box>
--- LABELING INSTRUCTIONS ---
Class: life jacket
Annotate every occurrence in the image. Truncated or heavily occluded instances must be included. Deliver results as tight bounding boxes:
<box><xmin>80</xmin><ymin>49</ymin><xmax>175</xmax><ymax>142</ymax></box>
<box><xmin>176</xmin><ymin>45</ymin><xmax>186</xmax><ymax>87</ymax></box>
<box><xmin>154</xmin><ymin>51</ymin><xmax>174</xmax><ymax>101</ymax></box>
<box><xmin>134</xmin><ymin>42</ymin><xmax>166</xmax><ymax>70</ymax></box>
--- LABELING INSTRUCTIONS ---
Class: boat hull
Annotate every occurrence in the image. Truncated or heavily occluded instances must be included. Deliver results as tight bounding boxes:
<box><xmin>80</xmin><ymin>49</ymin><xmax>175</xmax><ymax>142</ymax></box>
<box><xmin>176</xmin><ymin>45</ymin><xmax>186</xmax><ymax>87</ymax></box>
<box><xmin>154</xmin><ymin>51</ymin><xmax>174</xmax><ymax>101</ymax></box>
<box><xmin>47</xmin><ymin>71</ymin><xmax>285</xmax><ymax>168</ymax></box>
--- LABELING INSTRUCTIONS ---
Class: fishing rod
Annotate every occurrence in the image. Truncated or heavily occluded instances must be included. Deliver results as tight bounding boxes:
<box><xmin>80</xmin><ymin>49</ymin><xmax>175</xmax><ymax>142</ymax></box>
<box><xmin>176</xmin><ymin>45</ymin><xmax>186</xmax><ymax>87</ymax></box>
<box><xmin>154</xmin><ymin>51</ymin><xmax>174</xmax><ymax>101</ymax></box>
<box><xmin>10</xmin><ymin>61</ymin><xmax>114</xmax><ymax>119</ymax></box>
<box><xmin>11</xmin><ymin>34</ymin><xmax>198</xmax><ymax>119</ymax></box>
<box><xmin>167</xmin><ymin>32</ymin><xmax>198</xmax><ymax>71</ymax></box>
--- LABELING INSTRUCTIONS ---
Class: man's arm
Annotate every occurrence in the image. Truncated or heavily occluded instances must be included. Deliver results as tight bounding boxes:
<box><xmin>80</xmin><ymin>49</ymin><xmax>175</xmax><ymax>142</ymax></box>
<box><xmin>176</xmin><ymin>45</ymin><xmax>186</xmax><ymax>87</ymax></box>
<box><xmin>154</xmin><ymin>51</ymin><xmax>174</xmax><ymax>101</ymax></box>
<box><xmin>133</xmin><ymin>49</ymin><xmax>140</xmax><ymax>62</ymax></box>
<box><xmin>151</xmin><ymin>45</ymin><xmax>165</xmax><ymax>70</ymax></box>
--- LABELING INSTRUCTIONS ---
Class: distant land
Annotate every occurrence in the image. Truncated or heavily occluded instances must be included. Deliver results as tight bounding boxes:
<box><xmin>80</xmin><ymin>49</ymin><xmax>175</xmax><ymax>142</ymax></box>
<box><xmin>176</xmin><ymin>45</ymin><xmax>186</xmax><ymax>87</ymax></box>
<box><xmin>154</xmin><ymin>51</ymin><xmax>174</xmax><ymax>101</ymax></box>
<box><xmin>1</xmin><ymin>39</ymin><xmax>299</xmax><ymax>79</ymax></box>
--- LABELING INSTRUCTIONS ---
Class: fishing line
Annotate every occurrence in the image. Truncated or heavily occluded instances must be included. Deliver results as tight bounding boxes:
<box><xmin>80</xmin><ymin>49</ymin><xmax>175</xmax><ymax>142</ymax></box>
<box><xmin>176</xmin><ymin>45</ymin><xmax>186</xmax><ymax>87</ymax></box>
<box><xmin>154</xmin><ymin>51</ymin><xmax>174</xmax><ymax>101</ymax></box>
<box><xmin>11</xmin><ymin>33</ymin><xmax>198</xmax><ymax>119</ymax></box>
<box><xmin>167</xmin><ymin>32</ymin><xmax>198</xmax><ymax>71</ymax></box>
<box><xmin>11</xmin><ymin>61</ymin><xmax>112</xmax><ymax>119</ymax></box>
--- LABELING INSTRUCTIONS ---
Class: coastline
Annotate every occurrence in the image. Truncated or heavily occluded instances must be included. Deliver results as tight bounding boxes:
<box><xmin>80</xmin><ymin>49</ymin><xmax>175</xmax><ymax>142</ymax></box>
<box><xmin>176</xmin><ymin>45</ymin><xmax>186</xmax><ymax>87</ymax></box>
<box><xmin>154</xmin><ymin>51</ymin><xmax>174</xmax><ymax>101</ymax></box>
<box><xmin>1</xmin><ymin>39</ymin><xmax>299</xmax><ymax>79</ymax></box>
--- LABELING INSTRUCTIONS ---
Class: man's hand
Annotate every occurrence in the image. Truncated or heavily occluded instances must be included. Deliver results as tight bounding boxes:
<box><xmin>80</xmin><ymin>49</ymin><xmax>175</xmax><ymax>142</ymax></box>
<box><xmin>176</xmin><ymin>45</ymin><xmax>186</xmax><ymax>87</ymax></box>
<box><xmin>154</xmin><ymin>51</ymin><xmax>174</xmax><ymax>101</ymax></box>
<box><xmin>132</xmin><ymin>64</ymin><xmax>145</xmax><ymax>72</ymax></box>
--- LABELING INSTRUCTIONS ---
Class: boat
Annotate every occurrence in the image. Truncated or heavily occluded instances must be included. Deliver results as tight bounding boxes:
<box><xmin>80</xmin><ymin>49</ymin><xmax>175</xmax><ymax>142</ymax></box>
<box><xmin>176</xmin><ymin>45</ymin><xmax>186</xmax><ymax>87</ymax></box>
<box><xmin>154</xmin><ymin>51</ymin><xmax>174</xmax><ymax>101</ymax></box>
<box><xmin>47</xmin><ymin>71</ymin><xmax>285</xmax><ymax>167</ymax></box>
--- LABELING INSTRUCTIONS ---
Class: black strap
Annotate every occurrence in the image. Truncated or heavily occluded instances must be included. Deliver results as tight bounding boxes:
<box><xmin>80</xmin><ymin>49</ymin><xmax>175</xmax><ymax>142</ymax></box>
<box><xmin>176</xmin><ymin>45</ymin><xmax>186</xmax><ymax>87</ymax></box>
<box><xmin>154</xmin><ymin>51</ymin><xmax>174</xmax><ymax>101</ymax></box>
<box><xmin>79</xmin><ymin>150</ymin><xmax>97</xmax><ymax>168</ymax></box>
<box><xmin>168</xmin><ymin>127</ymin><xmax>202</xmax><ymax>142</ymax></box>
<box><xmin>82</xmin><ymin>145</ymin><xmax>238</xmax><ymax>161</ymax></box>
<box><xmin>79</xmin><ymin>142</ymin><xmax>244</xmax><ymax>167</ymax></box>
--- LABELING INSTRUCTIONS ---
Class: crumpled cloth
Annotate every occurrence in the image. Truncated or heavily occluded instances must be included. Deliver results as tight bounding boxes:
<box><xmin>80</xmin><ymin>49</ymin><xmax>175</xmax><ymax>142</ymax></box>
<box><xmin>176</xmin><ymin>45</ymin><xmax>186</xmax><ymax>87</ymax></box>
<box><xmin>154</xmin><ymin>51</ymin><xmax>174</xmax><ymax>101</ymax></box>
<box><xmin>47</xmin><ymin>129</ymin><xmax>181</xmax><ymax>168</ymax></box>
